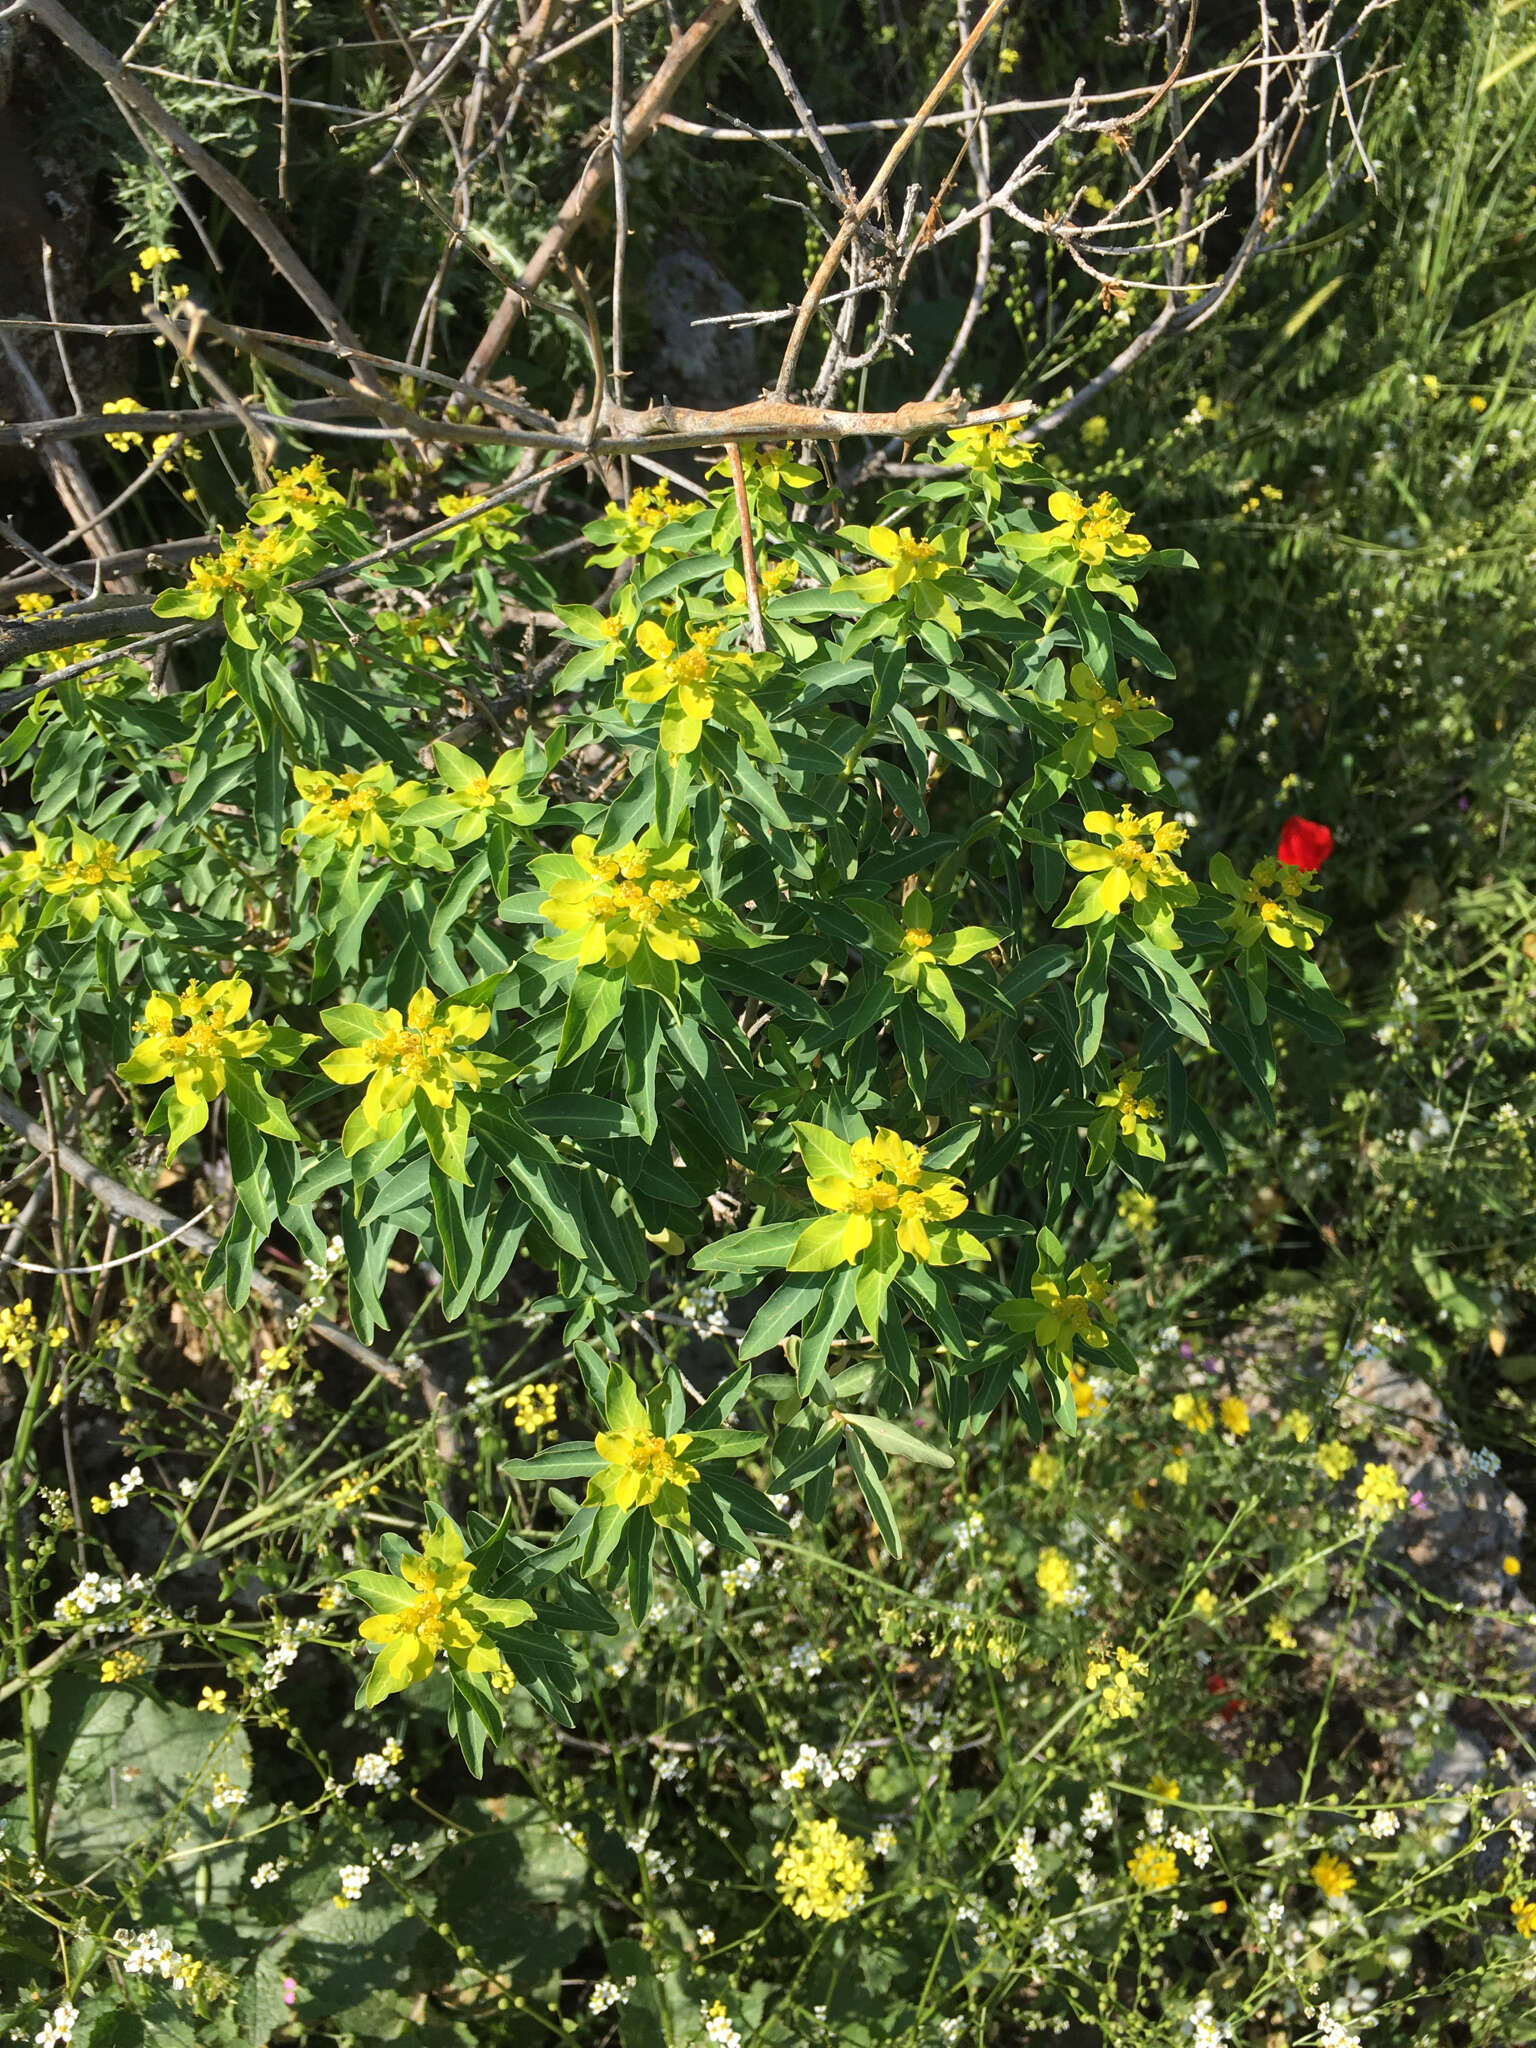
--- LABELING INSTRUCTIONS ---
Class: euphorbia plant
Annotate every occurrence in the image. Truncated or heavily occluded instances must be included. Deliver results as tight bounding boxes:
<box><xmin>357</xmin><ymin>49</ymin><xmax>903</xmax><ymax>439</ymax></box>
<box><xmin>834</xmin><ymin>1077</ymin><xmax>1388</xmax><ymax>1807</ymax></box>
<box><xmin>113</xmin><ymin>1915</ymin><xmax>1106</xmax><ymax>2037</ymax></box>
<box><xmin>0</xmin><ymin>426</ymin><xmax>1345</xmax><ymax>1768</ymax></box>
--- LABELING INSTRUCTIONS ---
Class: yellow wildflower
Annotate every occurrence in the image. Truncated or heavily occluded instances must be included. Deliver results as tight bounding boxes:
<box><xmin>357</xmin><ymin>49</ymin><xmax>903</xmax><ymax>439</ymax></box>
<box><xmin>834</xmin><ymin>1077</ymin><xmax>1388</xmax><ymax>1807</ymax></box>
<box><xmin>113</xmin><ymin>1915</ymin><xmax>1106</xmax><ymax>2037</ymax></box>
<box><xmin>1172</xmin><ymin>1392</ymin><xmax>1213</xmax><ymax>1434</ymax></box>
<box><xmin>1317</xmin><ymin>1439</ymin><xmax>1353</xmax><ymax>1482</ymax></box>
<box><xmin>1191</xmin><ymin>1588</ymin><xmax>1218</xmax><ymax>1620</ymax></box>
<box><xmin>833</xmin><ymin>521</ymin><xmax>972</xmax><ymax>633</ymax></box>
<box><xmin>1210</xmin><ymin>851</ymin><xmax>1325</xmax><ymax>953</ymax></box>
<box><xmin>1084</xmin><ymin>1645</ymin><xmax>1147</xmax><ymax>1720</ymax></box>
<box><xmin>197</xmin><ymin>1686</ymin><xmax>228</xmax><ymax>1713</ymax></box>
<box><xmin>1355</xmin><ymin>1461</ymin><xmax>1408</xmax><ymax>1522</ymax></box>
<box><xmin>1149</xmin><ymin>1774</ymin><xmax>1180</xmax><ymax>1802</ymax></box>
<box><xmin>997</xmin><ymin>1261</ymin><xmax>1114</xmax><ymax>1368</ymax></box>
<box><xmin>1036</xmin><ymin>487</ymin><xmax>1149</xmax><ymax>568</ymax></box>
<box><xmin>102</xmin><ymin>397</ymin><xmax>148</xmax><ymax>450</ymax></box>
<box><xmin>319</xmin><ymin>985</ymin><xmax>495</xmax><ymax>1168</ymax></box>
<box><xmin>248</xmin><ymin>456</ymin><xmax>347</xmax><ymax>530</ymax></box>
<box><xmin>1162</xmin><ymin>1456</ymin><xmax>1190</xmax><ymax>1487</ymax></box>
<box><xmin>1503</xmin><ymin>1555</ymin><xmax>1521</xmax><ymax>1578</ymax></box>
<box><xmin>1128</xmin><ymin>1842</ymin><xmax>1179</xmax><ymax>1890</ymax></box>
<box><xmin>118</xmin><ymin>975</ymin><xmax>292</xmax><ymax>1153</ymax></box>
<box><xmin>292</xmin><ymin>763</ymin><xmax>424</xmax><ymax>853</ymax></box>
<box><xmin>622</xmin><ymin>620</ymin><xmax>762</xmax><ymax>756</ymax></box>
<box><xmin>584</xmin><ymin>479</ymin><xmax>683</xmax><ymax>564</ymax></box>
<box><xmin>101</xmin><ymin>1649</ymin><xmax>146</xmax><ymax>1683</ymax></box>
<box><xmin>1468</xmin><ymin>394</ymin><xmax>1488</xmax><ymax>413</ymax></box>
<box><xmin>1311</xmin><ymin>1852</ymin><xmax>1355</xmax><ymax>1902</ymax></box>
<box><xmin>1118</xmin><ymin>1188</ymin><xmax>1157</xmax><ymax>1237</ymax></box>
<box><xmin>1267</xmin><ymin>1616</ymin><xmax>1298</xmax><ymax>1651</ymax></box>
<box><xmin>944</xmin><ymin>417</ymin><xmax>1039</xmax><ymax>475</ymax></box>
<box><xmin>1219</xmin><ymin>1396</ymin><xmax>1250</xmax><ymax>1438</ymax></box>
<box><xmin>1278</xmin><ymin>1409</ymin><xmax>1312</xmax><ymax>1443</ymax></box>
<box><xmin>1035</xmin><ymin>1547</ymin><xmax>1082</xmax><ymax>1609</ymax></box>
<box><xmin>1511</xmin><ymin>1896</ymin><xmax>1536</xmax><ymax>1939</ymax></box>
<box><xmin>1029</xmin><ymin>1449</ymin><xmax>1061</xmax><ymax>1491</ymax></box>
<box><xmin>591</xmin><ymin>1421</ymin><xmax>699</xmax><ymax>1512</ymax></box>
<box><xmin>534</xmin><ymin>832</ymin><xmax>705</xmax><ymax>988</ymax></box>
<box><xmin>509</xmin><ymin>1382</ymin><xmax>558</xmax><ymax>1435</ymax></box>
<box><xmin>792</xmin><ymin>1124</ymin><xmax>977</xmax><ymax>1269</ymax></box>
<box><xmin>1059</xmin><ymin>804</ymin><xmax>1196</xmax><ymax>949</ymax></box>
<box><xmin>345</xmin><ymin>1518</ymin><xmax>531</xmax><ymax>1706</ymax></box>
<box><xmin>774</xmin><ymin>1817</ymin><xmax>869</xmax><ymax>1921</ymax></box>
<box><xmin>137</xmin><ymin>244</ymin><xmax>181</xmax><ymax>270</ymax></box>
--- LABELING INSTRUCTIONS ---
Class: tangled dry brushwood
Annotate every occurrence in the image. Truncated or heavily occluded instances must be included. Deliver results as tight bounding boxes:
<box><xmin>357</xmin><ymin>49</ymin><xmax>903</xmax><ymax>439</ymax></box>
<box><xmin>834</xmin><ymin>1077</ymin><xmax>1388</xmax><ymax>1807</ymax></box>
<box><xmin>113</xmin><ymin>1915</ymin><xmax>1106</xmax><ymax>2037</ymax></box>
<box><xmin>0</xmin><ymin>0</ymin><xmax>1393</xmax><ymax>671</ymax></box>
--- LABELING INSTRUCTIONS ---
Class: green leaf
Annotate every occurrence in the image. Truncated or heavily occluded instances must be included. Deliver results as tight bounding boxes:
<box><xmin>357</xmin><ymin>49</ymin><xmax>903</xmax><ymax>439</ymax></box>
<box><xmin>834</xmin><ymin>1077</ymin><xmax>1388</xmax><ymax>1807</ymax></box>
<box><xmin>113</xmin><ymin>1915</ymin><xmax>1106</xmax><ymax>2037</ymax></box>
<box><xmin>839</xmin><ymin>1410</ymin><xmax>954</xmax><ymax>1468</ymax></box>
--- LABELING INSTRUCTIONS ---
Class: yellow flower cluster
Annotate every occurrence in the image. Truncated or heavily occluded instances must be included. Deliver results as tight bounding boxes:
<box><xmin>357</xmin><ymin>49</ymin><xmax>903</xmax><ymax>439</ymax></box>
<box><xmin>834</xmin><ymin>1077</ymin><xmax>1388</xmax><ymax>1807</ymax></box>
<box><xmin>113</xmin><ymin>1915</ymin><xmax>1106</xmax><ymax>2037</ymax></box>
<box><xmin>1084</xmin><ymin>1645</ymin><xmax>1147</xmax><ymax>1720</ymax></box>
<box><xmin>1355</xmin><ymin>1461</ymin><xmax>1408</xmax><ymax>1522</ymax></box>
<box><xmin>102</xmin><ymin>396</ymin><xmax>149</xmax><ymax>450</ymax></box>
<box><xmin>1171</xmin><ymin>1391</ymin><xmax>1213</xmax><ymax>1434</ymax></box>
<box><xmin>508</xmin><ymin>1381</ymin><xmax>558</xmax><ymax>1434</ymax></box>
<box><xmin>0</xmin><ymin>1299</ymin><xmax>39</xmax><ymax>1370</ymax></box>
<box><xmin>1317</xmin><ymin>1439</ymin><xmax>1353</xmax><ymax>1482</ymax></box>
<box><xmin>773</xmin><ymin>1817</ymin><xmax>869</xmax><ymax>1921</ymax></box>
<box><xmin>101</xmin><ymin>1649</ymin><xmax>147</xmax><ymax>1683</ymax></box>
<box><xmin>1035</xmin><ymin>1547</ymin><xmax>1081</xmax><ymax>1608</ymax></box>
<box><xmin>1512</xmin><ymin>1896</ymin><xmax>1536</xmax><ymax>1940</ymax></box>
<box><xmin>1128</xmin><ymin>1841</ymin><xmax>1179</xmax><ymax>1890</ymax></box>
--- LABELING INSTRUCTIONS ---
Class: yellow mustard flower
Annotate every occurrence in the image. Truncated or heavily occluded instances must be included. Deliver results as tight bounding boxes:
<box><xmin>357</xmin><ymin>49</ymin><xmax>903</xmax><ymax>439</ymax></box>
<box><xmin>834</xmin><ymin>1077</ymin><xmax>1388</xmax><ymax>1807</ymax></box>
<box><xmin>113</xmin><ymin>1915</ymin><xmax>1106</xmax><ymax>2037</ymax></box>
<box><xmin>197</xmin><ymin>1686</ymin><xmax>228</xmax><ymax>1713</ymax></box>
<box><xmin>533</xmin><ymin>832</ymin><xmax>704</xmax><ymax>989</ymax></box>
<box><xmin>1149</xmin><ymin>1774</ymin><xmax>1180</xmax><ymax>1802</ymax></box>
<box><xmin>1311</xmin><ymin>1851</ymin><xmax>1355</xmax><ymax>1902</ymax></box>
<box><xmin>102</xmin><ymin>396</ymin><xmax>148</xmax><ymax>450</ymax></box>
<box><xmin>1128</xmin><ymin>1842</ymin><xmax>1179</xmax><ymax>1890</ymax></box>
<box><xmin>509</xmin><ymin>1382</ymin><xmax>558</xmax><ymax>1435</ymax></box>
<box><xmin>1220</xmin><ymin>1396</ymin><xmax>1250</xmax><ymax>1438</ymax></box>
<box><xmin>774</xmin><ymin>1817</ymin><xmax>869</xmax><ymax>1921</ymax></box>
<box><xmin>1279</xmin><ymin>1409</ymin><xmax>1312</xmax><ymax>1443</ymax></box>
<box><xmin>1355</xmin><ymin>1461</ymin><xmax>1408</xmax><ymax>1522</ymax></box>
<box><xmin>1511</xmin><ymin>1896</ymin><xmax>1536</xmax><ymax>1939</ymax></box>
<box><xmin>1162</xmin><ymin>1456</ymin><xmax>1190</xmax><ymax>1487</ymax></box>
<box><xmin>1035</xmin><ymin>1547</ymin><xmax>1082</xmax><ymax>1608</ymax></box>
<box><xmin>790</xmin><ymin>1124</ymin><xmax>980</xmax><ymax>1270</ymax></box>
<box><xmin>1267</xmin><ymin>1616</ymin><xmax>1298</xmax><ymax>1650</ymax></box>
<box><xmin>1029</xmin><ymin>1449</ymin><xmax>1062</xmax><ymax>1490</ymax></box>
<box><xmin>1317</xmin><ymin>1439</ymin><xmax>1353</xmax><ymax>1482</ymax></box>
<box><xmin>1191</xmin><ymin>1588</ymin><xmax>1218</xmax><ymax>1620</ymax></box>
<box><xmin>1084</xmin><ymin>1645</ymin><xmax>1147</xmax><ymax>1720</ymax></box>
<box><xmin>344</xmin><ymin>1518</ymin><xmax>532</xmax><ymax>1707</ymax></box>
<box><xmin>1058</xmin><ymin>804</ymin><xmax>1196</xmax><ymax>949</ymax></box>
<box><xmin>137</xmin><ymin>243</ymin><xmax>181</xmax><ymax>270</ymax></box>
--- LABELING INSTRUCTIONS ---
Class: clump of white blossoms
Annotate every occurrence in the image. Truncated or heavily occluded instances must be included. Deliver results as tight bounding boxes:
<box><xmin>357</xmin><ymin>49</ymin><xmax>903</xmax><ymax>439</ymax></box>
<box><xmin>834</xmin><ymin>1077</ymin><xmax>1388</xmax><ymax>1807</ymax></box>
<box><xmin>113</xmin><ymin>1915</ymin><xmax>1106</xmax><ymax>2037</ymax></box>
<box><xmin>34</xmin><ymin>2004</ymin><xmax>79</xmax><ymax>2048</ymax></box>
<box><xmin>588</xmin><ymin>1976</ymin><xmax>636</xmax><ymax>2015</ymax></box>
<box><xmin>53</xmin><ymin>1571</ymin><xmax>147</xmax><ymax>1634</ymax></box>
<box><xmin>334</xmin><ymin>1864</ymin><xmax>371</xmax><ymax>1908</ymax></box>
<box><xmin>117</xmin><ymin>1928</ymin><xmax>200</xmax><ymax>1990</ymax></box>
<box><xmin>354</xmin><ymin>1737</ymin><xmax>404</xmax><ymax>1790</ymax></box>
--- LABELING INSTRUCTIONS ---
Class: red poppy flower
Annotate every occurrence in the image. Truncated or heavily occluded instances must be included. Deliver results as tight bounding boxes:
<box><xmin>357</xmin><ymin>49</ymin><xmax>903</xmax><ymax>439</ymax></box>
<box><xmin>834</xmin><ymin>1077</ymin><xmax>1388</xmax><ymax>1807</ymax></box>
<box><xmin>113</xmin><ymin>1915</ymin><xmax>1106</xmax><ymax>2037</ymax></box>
<box><xmin>1277</xmin><ymin>815</ymin><xmax>1334</xmax><ymax>871</ymax></box>
<box><xmin>1204</xmin><ymin>1672</ymin><xmax>1246</xmax><ymax>1721</ymax></box>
